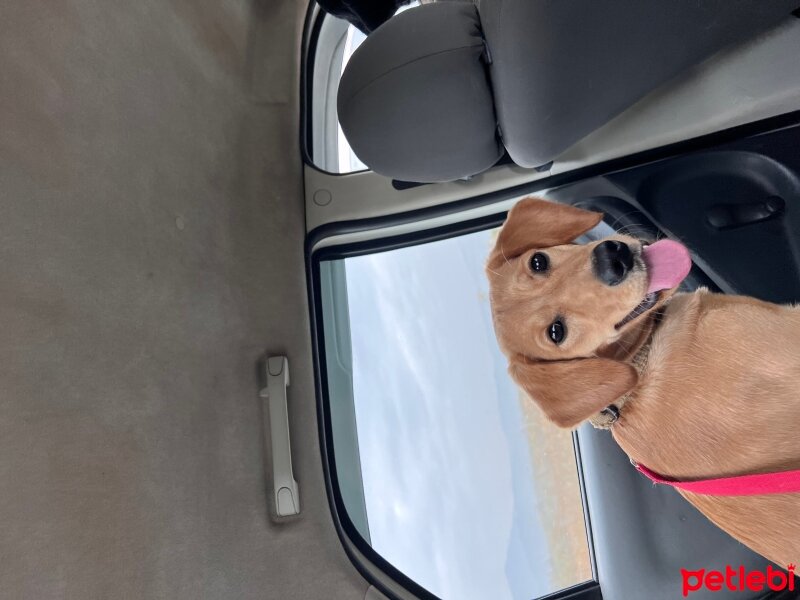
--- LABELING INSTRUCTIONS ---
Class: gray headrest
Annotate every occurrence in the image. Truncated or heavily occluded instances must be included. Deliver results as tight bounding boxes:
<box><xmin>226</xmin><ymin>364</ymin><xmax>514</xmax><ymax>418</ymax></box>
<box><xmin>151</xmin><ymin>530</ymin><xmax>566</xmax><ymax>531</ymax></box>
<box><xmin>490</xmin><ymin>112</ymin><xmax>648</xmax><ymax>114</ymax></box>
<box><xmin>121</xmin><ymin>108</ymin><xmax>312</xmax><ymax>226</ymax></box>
<box><xmin>337</xmin><ymin>3</ymin><xmax>502</xmax><ymax>183</ymax></box>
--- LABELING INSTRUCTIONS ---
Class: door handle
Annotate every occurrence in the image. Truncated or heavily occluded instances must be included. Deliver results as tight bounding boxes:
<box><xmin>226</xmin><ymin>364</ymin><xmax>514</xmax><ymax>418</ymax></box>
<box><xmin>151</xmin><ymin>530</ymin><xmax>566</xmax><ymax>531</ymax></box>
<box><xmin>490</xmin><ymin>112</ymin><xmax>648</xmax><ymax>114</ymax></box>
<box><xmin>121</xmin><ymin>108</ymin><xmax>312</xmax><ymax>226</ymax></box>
<box><xmin>706</xmin><ymin>196</ymin><xmax>785</xmax><ymax>230</ymax></box>
<box><xmin>260</xmin><ymin>356</ymin><xmax>300</xmax><ymax>517</ymax></box>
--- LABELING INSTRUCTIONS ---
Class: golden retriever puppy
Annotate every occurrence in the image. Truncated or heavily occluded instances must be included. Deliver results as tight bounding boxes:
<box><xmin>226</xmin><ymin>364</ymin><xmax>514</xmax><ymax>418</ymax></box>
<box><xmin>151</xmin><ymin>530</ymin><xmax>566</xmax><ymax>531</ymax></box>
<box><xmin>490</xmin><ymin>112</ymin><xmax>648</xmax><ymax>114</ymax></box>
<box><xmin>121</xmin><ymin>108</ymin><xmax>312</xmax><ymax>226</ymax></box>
<box><xmin>486</xmin><ymin>197</ymin><xmax>800</xmax><ymax>567</ymax></box>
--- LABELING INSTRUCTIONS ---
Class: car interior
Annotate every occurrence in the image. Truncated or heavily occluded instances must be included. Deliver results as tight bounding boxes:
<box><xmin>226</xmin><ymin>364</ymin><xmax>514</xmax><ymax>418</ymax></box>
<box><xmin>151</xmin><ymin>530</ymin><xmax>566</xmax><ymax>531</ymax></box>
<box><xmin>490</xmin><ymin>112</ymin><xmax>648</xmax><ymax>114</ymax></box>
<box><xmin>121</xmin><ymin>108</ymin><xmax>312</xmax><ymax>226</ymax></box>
<box><xmin>4</xmin><ymin>0</ymin><xmax>800</xmax><ymax>599</ymax></box>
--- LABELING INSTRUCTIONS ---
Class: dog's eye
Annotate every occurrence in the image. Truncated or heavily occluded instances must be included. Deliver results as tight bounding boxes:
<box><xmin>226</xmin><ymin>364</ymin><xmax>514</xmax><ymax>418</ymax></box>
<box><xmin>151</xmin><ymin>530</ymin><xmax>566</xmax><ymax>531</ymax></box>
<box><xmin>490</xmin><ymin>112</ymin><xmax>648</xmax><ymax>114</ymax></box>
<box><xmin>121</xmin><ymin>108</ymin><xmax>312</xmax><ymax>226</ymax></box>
<box><xmin>548</xmin><ymin>319</ymin><xmax>566</xmax><ymax>344</ymax></box>
<box><xmin>529</xmin><ymin>252</ymin><xmax>549</xmax><ymax>273</ymax></box>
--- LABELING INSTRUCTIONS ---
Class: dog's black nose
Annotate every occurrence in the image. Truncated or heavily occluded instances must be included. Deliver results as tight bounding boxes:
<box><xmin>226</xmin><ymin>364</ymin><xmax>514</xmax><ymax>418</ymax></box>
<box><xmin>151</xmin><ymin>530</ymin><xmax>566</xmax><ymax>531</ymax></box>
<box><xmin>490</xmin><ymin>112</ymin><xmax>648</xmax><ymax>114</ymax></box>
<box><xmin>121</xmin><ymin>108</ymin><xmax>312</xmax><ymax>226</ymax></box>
<box><xmin>592</xmin><ymin>240</ymin><xmax>634</xmax><ymax>286</ymax></box>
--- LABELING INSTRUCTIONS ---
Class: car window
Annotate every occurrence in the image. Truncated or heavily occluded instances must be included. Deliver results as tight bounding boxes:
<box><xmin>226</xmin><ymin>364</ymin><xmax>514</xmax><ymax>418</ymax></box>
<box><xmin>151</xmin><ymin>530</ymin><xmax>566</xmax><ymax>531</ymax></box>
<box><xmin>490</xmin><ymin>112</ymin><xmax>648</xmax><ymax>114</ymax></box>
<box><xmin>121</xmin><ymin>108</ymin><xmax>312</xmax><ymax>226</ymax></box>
<box><xmin>319</xmin><ymin>227</ymin><xmax>593</xmax><ymax>599</ymax></box>
<box><xmin>335</xmin><ymin>25</ymin><xmax>367</xmax><ymax>173</ymax></box>
<box><xmin>310</xmin><ymin>3</ymin><xmax>419</xmax><ymax>173</ymax></box>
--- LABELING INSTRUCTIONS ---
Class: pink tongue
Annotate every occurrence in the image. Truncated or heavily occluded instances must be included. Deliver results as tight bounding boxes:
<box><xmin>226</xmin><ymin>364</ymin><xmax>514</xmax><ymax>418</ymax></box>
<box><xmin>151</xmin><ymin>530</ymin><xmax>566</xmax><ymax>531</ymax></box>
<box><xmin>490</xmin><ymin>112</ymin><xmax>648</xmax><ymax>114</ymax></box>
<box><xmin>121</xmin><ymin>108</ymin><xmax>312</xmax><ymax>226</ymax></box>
<box><xmin>642</xmin><ymin>240</ymin><xmax>692</xmax><ymax>294</ymax></box>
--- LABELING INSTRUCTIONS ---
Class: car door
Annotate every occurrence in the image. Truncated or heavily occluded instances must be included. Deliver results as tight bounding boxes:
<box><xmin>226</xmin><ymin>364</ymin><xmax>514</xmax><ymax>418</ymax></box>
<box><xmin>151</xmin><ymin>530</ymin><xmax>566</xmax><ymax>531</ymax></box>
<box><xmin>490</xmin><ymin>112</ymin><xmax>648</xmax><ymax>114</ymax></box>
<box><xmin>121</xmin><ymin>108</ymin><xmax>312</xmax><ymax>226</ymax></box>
<box><xmin>302</xmin><ymin>5</ymin><xmax>800</xmax><ymax>600</ymax></box>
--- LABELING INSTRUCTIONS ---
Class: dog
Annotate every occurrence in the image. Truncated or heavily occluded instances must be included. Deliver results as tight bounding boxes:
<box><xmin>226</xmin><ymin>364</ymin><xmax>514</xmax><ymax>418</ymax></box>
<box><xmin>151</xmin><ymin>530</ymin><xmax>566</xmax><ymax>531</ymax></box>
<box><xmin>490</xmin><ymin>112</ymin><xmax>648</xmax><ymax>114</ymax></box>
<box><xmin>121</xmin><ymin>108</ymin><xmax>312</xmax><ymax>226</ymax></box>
<box><xmin>486</xmin><ymin>197</ymin><xmax>800</xmax><ymax>567</ymax></box>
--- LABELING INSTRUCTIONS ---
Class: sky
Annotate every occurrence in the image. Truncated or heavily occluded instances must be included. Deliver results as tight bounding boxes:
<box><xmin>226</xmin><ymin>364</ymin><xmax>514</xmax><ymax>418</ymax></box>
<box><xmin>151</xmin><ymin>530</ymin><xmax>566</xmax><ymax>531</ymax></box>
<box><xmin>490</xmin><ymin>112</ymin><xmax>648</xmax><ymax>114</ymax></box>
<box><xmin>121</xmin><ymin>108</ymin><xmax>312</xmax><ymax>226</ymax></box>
<box><xmin>341</xmin><ymin>230</ymin><xmax>587</xmax><ymax>599</ymax></box>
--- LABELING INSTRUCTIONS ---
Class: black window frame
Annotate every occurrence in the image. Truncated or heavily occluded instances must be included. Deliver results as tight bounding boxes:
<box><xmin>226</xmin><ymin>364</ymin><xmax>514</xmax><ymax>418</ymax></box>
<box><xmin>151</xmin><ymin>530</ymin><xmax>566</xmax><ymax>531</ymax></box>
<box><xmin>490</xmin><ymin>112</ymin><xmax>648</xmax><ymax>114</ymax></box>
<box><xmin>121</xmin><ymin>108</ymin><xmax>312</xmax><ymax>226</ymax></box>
<box><xmin>300</xmin><ymin>3</ymin><xmax>372</xmax><ymax>176</ymax></box>
<box><xmin>307</xmin><ymin>209</ymin><xmax>603</xmax><ymax>600</ymax></box>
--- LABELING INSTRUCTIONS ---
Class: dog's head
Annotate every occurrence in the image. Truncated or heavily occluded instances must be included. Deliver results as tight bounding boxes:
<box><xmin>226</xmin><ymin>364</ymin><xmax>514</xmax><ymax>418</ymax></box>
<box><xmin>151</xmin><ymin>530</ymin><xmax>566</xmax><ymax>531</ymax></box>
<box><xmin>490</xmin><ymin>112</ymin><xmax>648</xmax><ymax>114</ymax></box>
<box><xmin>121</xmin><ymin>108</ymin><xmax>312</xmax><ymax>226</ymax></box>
<box><xmin>486</xmin><ymin>197</ymin><xmax>691</xmax><ymax>428</ymax></box>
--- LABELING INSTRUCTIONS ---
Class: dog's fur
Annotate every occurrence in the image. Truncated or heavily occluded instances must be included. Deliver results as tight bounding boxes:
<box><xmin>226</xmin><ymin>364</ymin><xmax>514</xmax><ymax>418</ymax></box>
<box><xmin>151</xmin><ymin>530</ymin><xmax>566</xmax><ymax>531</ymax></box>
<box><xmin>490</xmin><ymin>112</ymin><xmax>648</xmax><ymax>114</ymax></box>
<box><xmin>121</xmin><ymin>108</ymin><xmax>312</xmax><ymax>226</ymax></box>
<box><xmin>486</xmin><ymin>197</ymin><xmax>800</xmax><ymax>566</ymax></box>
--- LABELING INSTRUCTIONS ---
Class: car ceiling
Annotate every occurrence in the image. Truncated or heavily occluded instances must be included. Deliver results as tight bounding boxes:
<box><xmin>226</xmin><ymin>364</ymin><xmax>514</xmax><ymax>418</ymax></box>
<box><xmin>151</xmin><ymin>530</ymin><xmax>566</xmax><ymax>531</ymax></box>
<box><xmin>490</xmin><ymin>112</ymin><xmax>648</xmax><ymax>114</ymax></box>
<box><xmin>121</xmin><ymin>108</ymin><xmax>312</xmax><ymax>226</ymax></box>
<box><xmin>0</xmin><ymin>0</ymin><xmax>369</xmax><ymax>598</ymax></box>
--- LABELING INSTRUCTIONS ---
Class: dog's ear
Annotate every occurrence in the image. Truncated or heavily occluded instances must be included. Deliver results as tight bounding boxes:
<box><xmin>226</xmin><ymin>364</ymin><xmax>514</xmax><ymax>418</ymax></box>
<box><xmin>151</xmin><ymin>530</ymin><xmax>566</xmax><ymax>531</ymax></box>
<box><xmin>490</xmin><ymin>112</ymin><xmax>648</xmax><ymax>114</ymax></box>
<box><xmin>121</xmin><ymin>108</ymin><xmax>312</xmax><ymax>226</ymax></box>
<box><xmin>488</xmin><ymin>197</ymin><xmax>602</xmax><ymax>270</ymax></box>
<box><xmin>508</xmin><ymin>356</ymin><xmax>637</xmax><ymax>428</ymax></box>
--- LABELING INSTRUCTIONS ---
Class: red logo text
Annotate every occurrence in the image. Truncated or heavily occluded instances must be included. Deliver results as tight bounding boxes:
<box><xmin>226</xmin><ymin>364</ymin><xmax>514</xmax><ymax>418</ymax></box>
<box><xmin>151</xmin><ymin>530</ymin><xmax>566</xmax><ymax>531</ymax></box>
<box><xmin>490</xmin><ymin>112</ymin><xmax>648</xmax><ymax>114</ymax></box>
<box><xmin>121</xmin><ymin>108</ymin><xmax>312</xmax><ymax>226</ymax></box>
<box><xmin>681</xmin><ymin>564</ymin><xmax>795</xmax><ymax>596</ymax></box>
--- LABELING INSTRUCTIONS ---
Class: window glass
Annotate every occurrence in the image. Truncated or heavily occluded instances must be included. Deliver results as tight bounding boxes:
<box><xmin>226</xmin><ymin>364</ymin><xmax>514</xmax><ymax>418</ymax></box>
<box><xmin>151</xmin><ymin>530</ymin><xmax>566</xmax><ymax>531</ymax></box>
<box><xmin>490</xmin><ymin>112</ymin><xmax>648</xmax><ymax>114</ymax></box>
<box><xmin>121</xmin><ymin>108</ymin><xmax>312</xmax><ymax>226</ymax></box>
<box><xmin>310</xmin><ymin>3</ymin><xmax>420</xmax><ymax>173</ymax></box>
<box><xmin>336</xmin><ymin>26</ymin><xmax>367</xmax><ymax>172</ymax></box>
<box><xmin>320</xmin><ymin>227</ymin><xmax>593</xmax><ymax>599</ymax></box>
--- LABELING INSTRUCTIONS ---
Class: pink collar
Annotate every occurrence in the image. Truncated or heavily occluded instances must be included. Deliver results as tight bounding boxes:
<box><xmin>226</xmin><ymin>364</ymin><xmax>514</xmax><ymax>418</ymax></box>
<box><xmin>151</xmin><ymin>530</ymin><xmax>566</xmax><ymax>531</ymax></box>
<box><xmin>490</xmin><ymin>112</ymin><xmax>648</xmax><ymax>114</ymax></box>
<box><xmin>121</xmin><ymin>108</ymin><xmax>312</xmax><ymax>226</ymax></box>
<box><xmin>634</xmin><ymin>462</ymin><xmax>800</xmax><ymax>496</ymax></box>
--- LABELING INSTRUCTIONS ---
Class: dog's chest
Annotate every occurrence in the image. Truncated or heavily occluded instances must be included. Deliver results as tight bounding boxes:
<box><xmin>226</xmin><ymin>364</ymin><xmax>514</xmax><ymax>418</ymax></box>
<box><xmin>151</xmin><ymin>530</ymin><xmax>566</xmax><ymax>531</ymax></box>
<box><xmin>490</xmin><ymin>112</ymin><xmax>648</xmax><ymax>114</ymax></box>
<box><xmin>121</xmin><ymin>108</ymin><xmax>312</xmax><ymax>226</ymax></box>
<box><xmin>613</xmin><ymin>293</ymin><xmax>800</xmax><ymax>479</ymax></box>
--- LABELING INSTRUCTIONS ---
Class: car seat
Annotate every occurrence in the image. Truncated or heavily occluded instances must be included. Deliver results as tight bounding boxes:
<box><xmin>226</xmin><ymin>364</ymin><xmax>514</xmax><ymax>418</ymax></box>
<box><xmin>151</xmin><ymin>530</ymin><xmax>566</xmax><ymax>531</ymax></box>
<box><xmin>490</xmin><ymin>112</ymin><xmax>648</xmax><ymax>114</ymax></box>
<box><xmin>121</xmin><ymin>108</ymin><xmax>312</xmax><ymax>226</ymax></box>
<box><xmin>337</xmin><ymin>0</ymin><xmax>798</xmax><ymax>182</ymax></box>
